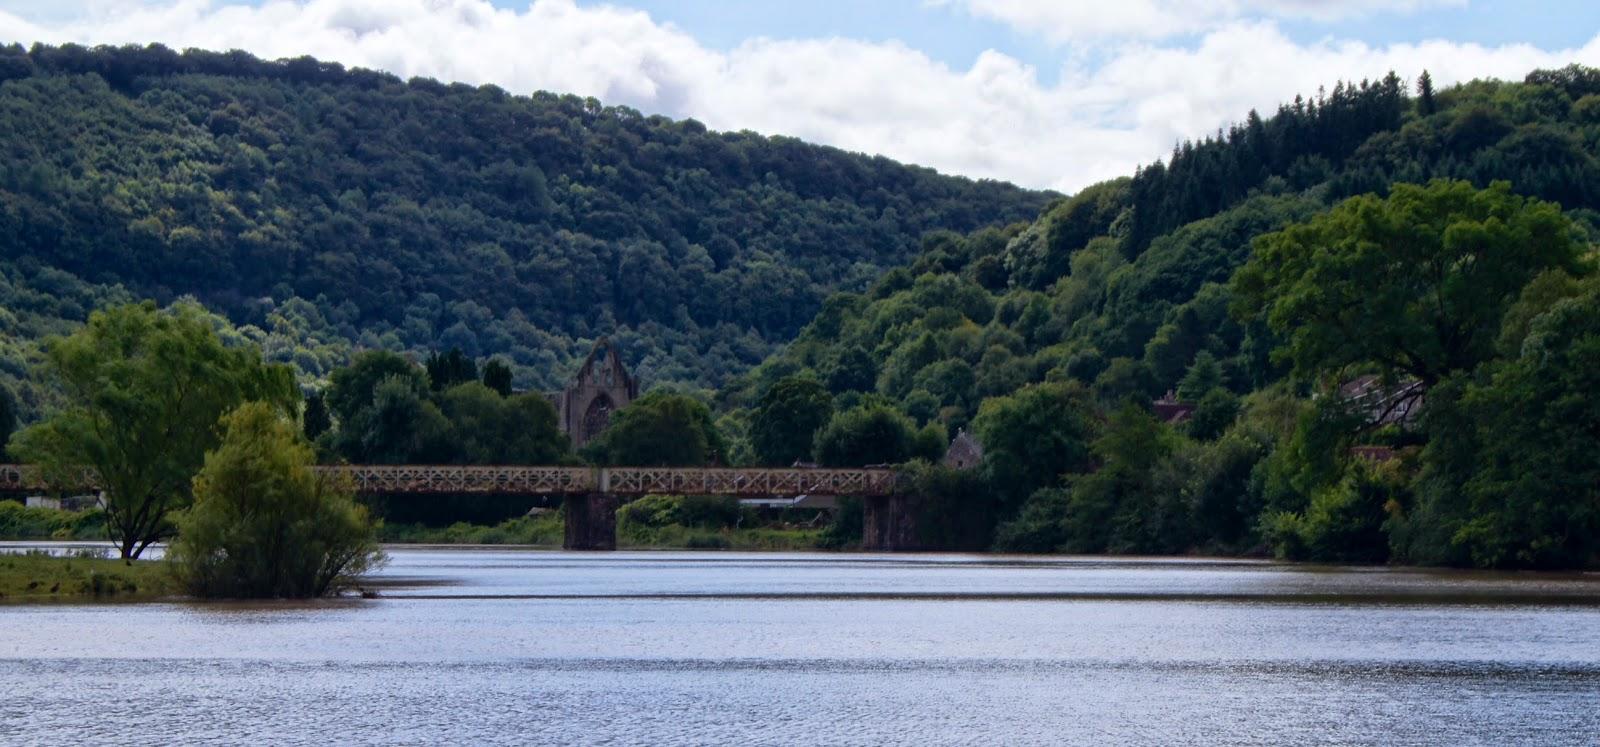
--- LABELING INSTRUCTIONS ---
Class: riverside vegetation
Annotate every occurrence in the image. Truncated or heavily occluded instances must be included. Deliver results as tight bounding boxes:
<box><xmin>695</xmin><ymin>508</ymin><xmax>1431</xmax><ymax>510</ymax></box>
<box><xmin>3</xmin><ymin>50</ymin><xmax>1599</xmax><ymax>571</ymax></box>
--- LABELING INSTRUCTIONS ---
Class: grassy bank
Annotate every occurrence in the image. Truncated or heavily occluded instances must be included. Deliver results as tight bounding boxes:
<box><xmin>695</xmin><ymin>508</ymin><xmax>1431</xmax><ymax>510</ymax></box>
<box><xmin>379</xmin><ymin>514</ymin><xmax>566</xmax><ymax>546</ymax></box>
<box><xmin>0</xmin><ymin>500</ymin><xmax>107</xmax><ymax>541</ymax></box>
<box><xmin>618</xmin><ymin>523</ymin><xmax>823</xmax><ymax>550</ymax></box>
<box><xmin>378</xmin><ymin>512</ymin><xmax>824</xmax><ymax>550</ymax></box>
<box><xmin>0</xmin><ymin>551</ymin><xmax>176</xmax><ymax>601</ymax></box>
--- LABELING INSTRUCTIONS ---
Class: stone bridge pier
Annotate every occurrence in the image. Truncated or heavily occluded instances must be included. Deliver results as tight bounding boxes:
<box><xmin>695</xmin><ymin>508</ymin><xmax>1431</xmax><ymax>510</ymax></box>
<box><xmin>563</xmin><ymin>493</ymin><xmax>621</xmax><ymax>551</ymax></box>
<box><xmin>862</xmin><ymin>495</ymin><xmax>919</xmax><ymax>552</ymax></box>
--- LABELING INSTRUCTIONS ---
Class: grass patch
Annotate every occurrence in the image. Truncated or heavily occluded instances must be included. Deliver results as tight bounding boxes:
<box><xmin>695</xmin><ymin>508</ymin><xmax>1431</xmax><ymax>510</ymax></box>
<box><xmin>0</xmin><ymin>500</ymin><xmax>108</xmax><ymax>540</ymax></box>
<box><xmin>0</xmin><ymin>550</ymin><xmax>177</xmax><ymax>601</ymax></box>
<box><xmin>618</xmin><ymin>522</ymin><xmax>823</xmax><ymax>551</ymax></box>
<box><xmin>379</xmin><ymin>513</ymin><xmax>565</xmax><ymax>546</ymax></box>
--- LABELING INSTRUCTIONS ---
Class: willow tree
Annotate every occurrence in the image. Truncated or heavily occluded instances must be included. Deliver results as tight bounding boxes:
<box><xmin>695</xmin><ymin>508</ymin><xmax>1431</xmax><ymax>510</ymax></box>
<box><xmin>11</xmin><ymin>302</ymin><xmax>297</xmax><ymax>559</ymax></box>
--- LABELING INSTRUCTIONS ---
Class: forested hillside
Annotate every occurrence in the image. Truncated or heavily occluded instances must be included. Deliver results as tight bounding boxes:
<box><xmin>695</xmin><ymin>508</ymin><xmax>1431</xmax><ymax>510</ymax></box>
<box><xmin>725</xmin><ymin>66</ymin><xmax>1600</xmax><ymax>568</ymax></box>
<box><xmin>0</xmin><ymin>43</ymin><xmax>1049</xmax><ymax>419</ymax></box>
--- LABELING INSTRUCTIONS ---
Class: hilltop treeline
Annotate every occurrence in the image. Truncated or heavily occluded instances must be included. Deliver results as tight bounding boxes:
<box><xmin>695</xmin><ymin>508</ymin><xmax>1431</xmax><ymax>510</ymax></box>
<box><xmin>722</xmin><ymin>66</ymin><xmax>1600</xmax><ymax>568</ymax></box>
<box><xmin>0</xmin><ymin>43</ymin><xmax>1049</xmax><ymax>419</ymax></box>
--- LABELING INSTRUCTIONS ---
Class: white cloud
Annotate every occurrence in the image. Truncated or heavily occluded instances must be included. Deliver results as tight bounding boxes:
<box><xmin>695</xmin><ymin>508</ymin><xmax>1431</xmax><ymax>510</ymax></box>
<box><xmin>1</xmin><ymin>0</ymin><xmax>1595</xmax><ymax>193</ymax></box>
<box><xmin>933</xmin><ymin>0</ymin><xmax>1469</xmax><ymax>42</ymax></box>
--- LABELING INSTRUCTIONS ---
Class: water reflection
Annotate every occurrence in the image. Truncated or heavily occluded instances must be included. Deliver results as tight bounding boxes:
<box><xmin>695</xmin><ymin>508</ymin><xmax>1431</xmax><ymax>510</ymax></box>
<box><xmin>3</xmin><ymin>546</ymin><xmax>1599</xmax><ymax>745</ymax></box>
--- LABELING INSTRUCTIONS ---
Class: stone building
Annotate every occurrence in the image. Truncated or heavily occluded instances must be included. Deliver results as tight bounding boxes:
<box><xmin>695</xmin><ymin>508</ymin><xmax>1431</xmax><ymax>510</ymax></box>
<box><xmin>1152</xmin><ymin>390</ymin><xmax>1197</xmax><ymax>425</ymax></box>
<box><xmin>941</xmin><ymin>429</ymin><xmax>984</xmax><ymax>471</ymax></box>
<box><xmin>548</xmin><ymin>339</ymin><xmax>639</xmax><ymax>448</ymax></box>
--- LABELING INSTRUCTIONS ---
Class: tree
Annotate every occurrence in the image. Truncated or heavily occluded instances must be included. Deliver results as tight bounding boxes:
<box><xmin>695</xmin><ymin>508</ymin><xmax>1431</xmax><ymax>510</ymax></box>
<box><xmin>481</xmin><ymin>358</ymin><xmax>514</xmax><ymax>396</ymax></box>
<box><xmin>813</xmin><ymin>404</ymin><xmax>918</xmax><ymax>467</ymax></box>
<box><xmin>10</xmin><ymin>302</ymin><xmax>297</xmax><ymax>559</ymax></box>
<box><xmin>333</xmin><ymin>375</ymin><xmax>453</xmax><ymax>464</ymax></box>
<box><xmin>0</xmin><ymin>385</ymin><xmax>15</xmax><ymax>461</ymax></box>
<box><xmin>826</xmin><ymin>346</ymin><xmax>877</xmax><ymax>394</ymax></box>
<box><xmin>425</xmin><ymin>348</ymin><xmax>478</xmax><ymax>391</ymax></box>
<box><xmin>1186</xmin><ymin>388</ymin><xmax>1239</xmax><ymax>441</ymax></box>
<box><xmin>585</xmin><ymin>391</ymin><xmax>724</xmax><ymax>466</ymax></box>
<box><xmin>302</xmin><ymin>390</ymin><xmax>331</xmax><ymax>441</ymax></box>
<box><xmin>1177</xmin><ymin>351</ymin><xmax>1224</xmax><ymax>401</ymax></box>
<box><xmin>749</xmin><ymin>376</ymin><xmax>833</xmax><ymax>465</ymax></box>
<box><xmin>168</xmin><ymin>402</ymin><xmax>383</xmax><ymax>598</ymax></box>
<box><xmin>1233</xmin><ymin>180</ymin><xmax>1586</xmax><ymax>387</ymax></box>
<box><xmin>438</xmin><ymin>382</ymin><xmax>569</xmax><ymax>464</ymax></box>
<box><xmin>1417</xmin><ymin>70</ymin><xmax>1436</xmax><ymax>116</ymax></box>
<box><xmin>326</xmin><ymin>351</ymin><xmax>423</xmax><ymax>424</ymax></box>
<box><xmin>1059</xmin><ymin>402</ymin><xmax>1186</xmax><ymax>553</ymax></box>
<box><xmin>1419</xmin><ymin>287</ymin><xmax>1600</xmax><ymax>569</ymax></box>
<box><xmin>971</xmin><ymin>381</ymin><xmax>1099</xmax><ymax>512</ymax></box>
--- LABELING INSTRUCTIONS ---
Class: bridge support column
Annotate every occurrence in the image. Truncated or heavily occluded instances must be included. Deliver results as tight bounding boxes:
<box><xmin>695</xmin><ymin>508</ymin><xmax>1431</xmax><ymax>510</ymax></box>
<box><xmin>564</xmin><ymin>493</ymin><xmax>619</xmax><ymax>551</ymax></box>
<box><xmin>862</xmin><ymin>495</ymin><xmax>918</xmax><ymax>552</ymax></box>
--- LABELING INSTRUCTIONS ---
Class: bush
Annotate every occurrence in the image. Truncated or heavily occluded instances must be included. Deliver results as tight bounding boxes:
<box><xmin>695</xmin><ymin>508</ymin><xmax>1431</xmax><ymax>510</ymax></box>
<box><xmin>1264</xmin><ymin>464</ymin><xmax>1397</xmax><ymax>563</ymax></box>
<box><xmin>993</xmin><ymin>488</ymin><xmax>1071</xmax><ymax>553</ymax></box>
<box><xmin>685</xmin><ymin>533</ymin><xmax>732</xmax><ymax>550</ymax></box>
<box><xmin>616</xmin><ymin>495</ymin><xmax>739</xmax><ymax>530</ymax></box>
<box><xmin>168</xmin><ymin>403</ymin><xmax>384</xmax><ymax>598</ymax></box>
<box><xmin>0</xmin><ymin>500</ymin><xmax>107</xmax><ymax>540</ymax></box>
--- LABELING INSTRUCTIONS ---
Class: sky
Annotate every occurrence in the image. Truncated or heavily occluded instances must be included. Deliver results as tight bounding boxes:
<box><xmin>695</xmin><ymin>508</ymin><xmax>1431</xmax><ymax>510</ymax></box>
<box><xmin>1</xmin><ymin>1</ymin><xmax>1598</xmax><ymax>193</ymax></box>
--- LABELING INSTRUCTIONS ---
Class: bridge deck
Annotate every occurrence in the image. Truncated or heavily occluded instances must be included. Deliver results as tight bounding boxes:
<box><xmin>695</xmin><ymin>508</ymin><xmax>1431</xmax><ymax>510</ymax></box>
<box><xmin>0</xmin><ymin>464</ymin><xmax>896</xmax><ymax>497</ymax></box>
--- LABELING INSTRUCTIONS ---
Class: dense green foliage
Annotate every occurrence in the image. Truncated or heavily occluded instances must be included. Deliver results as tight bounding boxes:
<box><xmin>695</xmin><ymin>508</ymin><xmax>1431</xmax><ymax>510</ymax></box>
<box><xmin>8</xmin><ymin>301</ymin><xmax>297</xmax><ymax>558</ymax></box>
<box><xmin>0</xmin><ymin>500</ymin><xmax>105</xmax><ymax>540</ymax></box>
<box><xmin>813</xmin><ymin>402</ymin><xmax>942</xmax><ymax>467</ymax></box>
<box><xmin>582</xmin><ymin>391</ymin><xmax>725</xmax><ymax>466</ymax></box>
<box><xmin>0</xmin><ymin>42</ymin><xmax>1048</xmax><ymax>415</ymax></box>
<box><xmin>8</xmin><ymin>49</ymin><xmax>1600</xmax><ymax>567</ymax></box>
<box><xmin>721</xmin><ymin>67</ymin><xmax>1600</xmax><ymax>568</ymax></box>
<box><xmin>168</xmin><ymin>402</ymin><xmax>382</xmax><ymax>598</ymax></box>
<box><xmin>0</xmin><ymin>386</ymin><xmax>13</xmax><ymax>460</ymax></box>
<box><xmin>748</xmin><ymin>375</ymin><xmax>834</xmax><ymax>465</ymax></box>
<box><xmin>322</xmin><ymin>350</ymin><xmax>569</xmax><ymax>465</ymax></box>
<box><xmin>1234</xmin><ymin>180</ymin><xmax>1586</xmax><ymax>386</ymax></box>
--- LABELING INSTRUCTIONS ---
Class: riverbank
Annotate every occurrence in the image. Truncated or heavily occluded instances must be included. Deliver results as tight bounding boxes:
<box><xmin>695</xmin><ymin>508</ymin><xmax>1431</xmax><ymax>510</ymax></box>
<box><xmin>0</xmin><ymin>551</ymin><xmax>175</xmax><ymax>601</ymax></box>
<box><xmin>377</xmin><ymin>514</ymin><xmax>823</xmax><ymax>551</ymax></box>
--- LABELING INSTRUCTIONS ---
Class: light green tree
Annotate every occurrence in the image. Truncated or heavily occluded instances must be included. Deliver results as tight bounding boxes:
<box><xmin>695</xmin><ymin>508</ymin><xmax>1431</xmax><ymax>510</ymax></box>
<box><xmin>168</xmin><ymin>402</ymin><xmax>383</xmax><ymax>598</ymax></box>
<box><xmin>11</xmin><ymin>302</ymin><xmax>297</xmax><ymax>559</ymax></box>
<box><xmin>1233</xmin><ymin>180</ymin><xmax>1586</xmax><ymax>386</ymax></box>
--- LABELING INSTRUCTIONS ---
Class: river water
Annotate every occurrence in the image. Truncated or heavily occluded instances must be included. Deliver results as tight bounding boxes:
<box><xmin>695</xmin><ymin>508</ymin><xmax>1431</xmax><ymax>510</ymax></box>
<box><xmin>3</xmin><ymin>545</ymin><xmax>1600</xmax><ymax>745</ymax></box>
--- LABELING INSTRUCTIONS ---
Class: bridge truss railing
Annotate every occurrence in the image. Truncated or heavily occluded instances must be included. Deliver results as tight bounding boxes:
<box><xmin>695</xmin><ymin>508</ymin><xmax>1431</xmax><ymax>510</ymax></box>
<box><xmin>0</xmin><ymin>464</ymin><xmax>897</xmax><ymax>497</ymax></box>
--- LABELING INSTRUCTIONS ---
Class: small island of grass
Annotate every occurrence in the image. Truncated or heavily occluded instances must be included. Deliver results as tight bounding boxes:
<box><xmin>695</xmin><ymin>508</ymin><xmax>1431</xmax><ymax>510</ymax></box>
<box><xmin>0</xmin><ymin>551</ymin><xmax>176</xmax><ymax>602</ymax></box>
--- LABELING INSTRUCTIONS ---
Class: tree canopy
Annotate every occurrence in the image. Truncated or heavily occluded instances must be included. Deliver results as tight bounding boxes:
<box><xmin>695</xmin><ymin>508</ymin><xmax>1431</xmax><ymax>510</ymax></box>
<box><xmin>1233</xmin><ymin>179</ymin><xmax>1587</xmax><ymax>386</ymax></box>
<box><xmin>9</xmin><ymin>301</ymin><xmax>297</xmax><ymax>558</ymax></box>
<box><xmin>749</xmin><ymin>375</ymin><xmax>834</xmax><ymax>465</ymax></box>
<box><xmin>169</xmin><ymin>402</ymin><xmax>382</xmax><ymax>597</ymax></box>
<box><xmin>0</xmin><ymin>42</ymin><xmax>1048</xmax><ymax>407</ymax></box>
<box><xmin>584</xmin><ymin>391</ymin><xmax>724</xmax><ymax>467</ymax></box>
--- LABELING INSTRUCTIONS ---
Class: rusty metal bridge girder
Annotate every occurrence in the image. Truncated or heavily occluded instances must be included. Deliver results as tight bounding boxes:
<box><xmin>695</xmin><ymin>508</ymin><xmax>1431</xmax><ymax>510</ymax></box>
<box><xmin>0</xmin><ymin>464</ymin><xmax>897</xmax><ymax>497</ymax></box>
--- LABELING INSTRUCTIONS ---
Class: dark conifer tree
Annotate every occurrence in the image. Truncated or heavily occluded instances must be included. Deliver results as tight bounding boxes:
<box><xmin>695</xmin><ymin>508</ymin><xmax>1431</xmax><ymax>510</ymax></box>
<box><xmin>302</xmin><ymin>390</ymin><xmax>331</xmax><ymax>441</ymax></box>
<box><xmin>482</xmin><ymin>359</ymin><xmax>514</xmax><ymax>396</ymax></box>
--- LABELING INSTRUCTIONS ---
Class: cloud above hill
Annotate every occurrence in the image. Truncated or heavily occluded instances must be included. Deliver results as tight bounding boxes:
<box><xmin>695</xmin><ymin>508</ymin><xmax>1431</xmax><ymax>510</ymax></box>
<box><xmin>931</xmin><ymin>0</ymin><xmax>1469</xmax><ymax>42</ymax></box>
<box><xmin>3</xmin><ymin>0</ymin><xmax>1597</xmax><ymax>193</ymax></box>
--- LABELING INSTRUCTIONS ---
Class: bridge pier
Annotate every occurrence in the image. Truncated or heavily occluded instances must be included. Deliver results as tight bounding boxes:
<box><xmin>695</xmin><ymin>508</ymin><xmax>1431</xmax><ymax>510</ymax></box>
<box><xmin>862</xmin><ymin>495</ymin><xmax>919</xmax><ymax>551</ymax></box>
<box><xmin>564</xmin><ymin>493</ymin><xmax>619</xmax><ymax>551</ymax></box>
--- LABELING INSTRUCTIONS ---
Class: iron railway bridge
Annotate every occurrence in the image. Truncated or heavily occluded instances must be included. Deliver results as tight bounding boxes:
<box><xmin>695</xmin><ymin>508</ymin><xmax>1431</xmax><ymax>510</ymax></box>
<box><xmin>0</xmin><ymin>464</ymin><xmax>914</xmax><ymax>551</ymax></box>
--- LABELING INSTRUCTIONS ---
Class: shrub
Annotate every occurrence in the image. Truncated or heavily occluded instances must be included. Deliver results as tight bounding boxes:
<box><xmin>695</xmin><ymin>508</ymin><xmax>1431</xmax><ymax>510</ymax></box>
<box><xmin>168</xmin><ymin>403</ymin><xmax>384</xmax><ymax>598</ymax></box>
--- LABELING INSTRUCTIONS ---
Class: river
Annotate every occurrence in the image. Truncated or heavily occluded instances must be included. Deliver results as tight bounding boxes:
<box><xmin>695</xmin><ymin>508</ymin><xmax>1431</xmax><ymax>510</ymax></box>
<box><xmin>3</xmin><ymin>545</ymin><xmax>1599</xmax><ymax>745</ymax></box>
